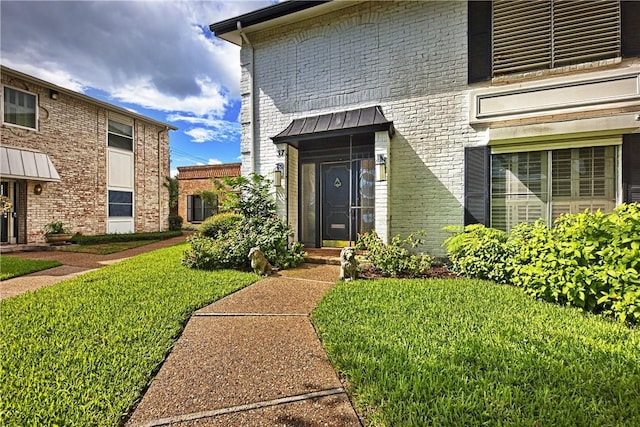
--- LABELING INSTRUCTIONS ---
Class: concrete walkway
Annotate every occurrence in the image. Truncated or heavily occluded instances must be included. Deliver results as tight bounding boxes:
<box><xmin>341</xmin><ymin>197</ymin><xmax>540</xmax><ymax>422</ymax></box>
<box><xmin>0</xmin><ymin>235</ymin><xmax>188</xmax><ymax>300</ymax></box>
<box><xmin>125</xmin><ymin>263</ymin><xmax>362</xmax><ymax>427</ymax></box>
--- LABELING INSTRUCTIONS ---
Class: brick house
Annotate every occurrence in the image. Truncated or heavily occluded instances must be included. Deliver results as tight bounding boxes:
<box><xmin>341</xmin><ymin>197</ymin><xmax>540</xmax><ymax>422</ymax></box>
<box><xmin>0</xmin><ymin>66</ymin><xmax>176</xmax><ymax>244</ymax></box>
<box><xmin>176</xmin><ymin>163</ymin><xmax>241</xmax><ymax>225</ymax></box>
<box><xmin>210</xmin><ymin>0</ymin><xmax>640</xmax><ymax>255</ymax></box>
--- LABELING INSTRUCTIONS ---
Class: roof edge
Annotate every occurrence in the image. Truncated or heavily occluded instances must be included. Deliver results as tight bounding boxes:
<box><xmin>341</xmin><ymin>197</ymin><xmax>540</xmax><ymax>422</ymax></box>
<box><xmin>209</xmin><ymin>1</ymin><xmax>332</xmax><ymax>44</ymax></box>
<box><xmin>1</xmin><ymin>65</ymin><xmax>177</xmax><ymax>131</ymax></box>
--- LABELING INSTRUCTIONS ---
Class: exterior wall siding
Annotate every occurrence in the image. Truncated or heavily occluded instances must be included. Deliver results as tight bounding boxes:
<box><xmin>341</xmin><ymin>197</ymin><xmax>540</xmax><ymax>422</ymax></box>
<box><xmin>1</xmin><ymin>70</ymin><xmax>170</xmax><ymax>243</ymax></box>
<box><xmin>237</xmin><ymin>0</ymin><xmax>639</xmax><ymax>255</ymax></box>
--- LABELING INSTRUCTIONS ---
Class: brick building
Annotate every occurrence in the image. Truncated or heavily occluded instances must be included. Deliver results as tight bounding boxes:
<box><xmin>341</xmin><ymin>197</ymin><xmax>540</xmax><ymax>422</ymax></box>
<box><xmin>176</xmin><ymin>163</ymin><xmax>241</xmax><ymax>225</ymax></box>
<box><xmin>0</xmin><ymin>66</ymin><xmax>176</xmax><ymax>244</ymax></box>
<box><xmin>210</xmin><ymin>0</ymin><xmax>640</xmax><ymax>255</ymax></box>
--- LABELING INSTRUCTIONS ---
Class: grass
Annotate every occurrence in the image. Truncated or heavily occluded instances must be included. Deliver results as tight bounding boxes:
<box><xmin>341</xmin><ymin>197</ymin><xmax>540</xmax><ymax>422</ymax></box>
<box><xmin>0</xmin><ymin>256</ymin><xmax>62</xmax><ymax>280</ymax></box>
<box><xmin>0</xmin><ymin>243</ymin><xmax>258</xmax><ymax>426</ymax></box>
<box><xmin>313</xmin><ymin>278</ymin><xmax>640</xmax><ymax>426</ymax></box>
<box><xmin>60</xmin><ymin>239</ymin><xmax>159</xmax><ymax>254</ymax></box>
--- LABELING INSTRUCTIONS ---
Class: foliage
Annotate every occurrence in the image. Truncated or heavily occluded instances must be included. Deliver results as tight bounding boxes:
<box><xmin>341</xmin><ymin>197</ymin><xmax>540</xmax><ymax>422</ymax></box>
<box><xmin>198</xmin><ymin>189</ymin><xmax>219</xmax><ymax>216</ymax></box>
<box><xmin>0</xmin><ymin>243</ymin><xmax>257</xmax><ymax>426</ymax></box>
<box><xmin>0</xmin><ymin>257</ymin><xmax>61</xmax><ymax>281</ymax></box>
<box><xmin>43</xmin><ymin>220</ymin><xmax>70</xmax><ymax>235</ymax></box>
<box><xmin>356</xmin><ymin>230</ymin><xmax>432</xmax><ymax>277</ymax></box>
<box><xmin>163</xmin><ymin>176</ymin><xmax>178</xmax><ymax>215</ymax></box>
<box><xmin>442</xmin><ymin>224</ymin><xmax>511</xmax><ymax>283</ymax></box>
<box><xmin>509</xmin><ymin>205</ymin><xmax>640</xmax><ymax>324</ymax></box>
<box><xmin>313</xmin><ymin>278</ymin><xmax>640</xmax><ymax>426</ymax></box>
<box><xmin>70</xmin><ymin>230</ymin><xmax>182</xmax><ymax>245</ymax></box>
<box><xmin>182</xmin><ymin>174</ymin><xmax>305</xmax><ymax>271</ymax></box>
<box><xmin>1</xmin><ymin>195</ymin><xmax>12</xmax><ymax>213</ymax></box>
<box><xmin>442</xmin><ymin>204</ymin><xmax>640</xmax><ymax>324</ymax></box>
<box><xmin>168</xmin><ymin>214</ymin><xmax>183</xmax><ymax>231</ymax></box>
<box><xmin>199</xmin><ymin>212</ymin><xmax>242</xmax><ymax>239</ymax></box>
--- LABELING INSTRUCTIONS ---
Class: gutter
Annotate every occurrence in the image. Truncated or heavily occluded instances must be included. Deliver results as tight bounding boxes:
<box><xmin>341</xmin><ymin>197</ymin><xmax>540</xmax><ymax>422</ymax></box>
<box><xmin>238</xmin><ymin>21</ymin><xmax>256</xmax><ymax>175</ymax></box>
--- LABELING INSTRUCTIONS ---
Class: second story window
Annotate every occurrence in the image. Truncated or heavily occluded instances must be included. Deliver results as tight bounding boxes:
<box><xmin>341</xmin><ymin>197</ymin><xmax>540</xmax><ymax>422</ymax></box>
<box><xmin>3</xmin><ymin>86</ymin><xmax>37</xmax><ymax>130</ymax></box>
<box><xmin>108</xmin><ymin>119</ymin><xmax>133</xmax><ymax>151</ymax></box>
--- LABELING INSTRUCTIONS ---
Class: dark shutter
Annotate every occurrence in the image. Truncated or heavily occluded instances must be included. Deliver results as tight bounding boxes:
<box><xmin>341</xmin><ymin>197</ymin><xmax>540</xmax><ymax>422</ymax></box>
<box><xmin>464</xmin><ymin>146</ymin><xmax>491</xmax><ymax>225</ymax></box>
<box><xmin>468</xmin><ymin>1</ymin><xmax>492</xmax><ymax>83</ymax></box>
<box><xmin>186</xmin><ymin>195</ymin><xmax>193</xmax><ymax>222</ymax></box>
<box><xmin>623</xmin><ymin>134</ymin><xmax>640</xmax><ymax>203</ymax></box>
<box><xmin>622</xmin><ymin>1</ymin><xmax>640</xmax><ymax>58</ymax></box>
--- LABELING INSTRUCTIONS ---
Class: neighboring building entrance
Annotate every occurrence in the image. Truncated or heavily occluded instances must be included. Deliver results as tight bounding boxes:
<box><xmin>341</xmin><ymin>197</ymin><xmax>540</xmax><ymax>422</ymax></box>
<box><xmin>1</xmin><ymin>181</ymin><xmax>17</xmax><ymax>244</ymax></box>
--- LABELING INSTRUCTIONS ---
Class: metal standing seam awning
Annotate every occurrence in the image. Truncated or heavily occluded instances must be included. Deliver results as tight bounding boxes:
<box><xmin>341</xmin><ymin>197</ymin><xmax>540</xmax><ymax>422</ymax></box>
<box><xmin>0</xmin><ymin>147</ymin><xmax>61</xmax><ymax>182</ymax></box>
<box><xmin>271</xmin><ymin>106</ymin><xmax>394</xmax><ymax>148</ymax></box>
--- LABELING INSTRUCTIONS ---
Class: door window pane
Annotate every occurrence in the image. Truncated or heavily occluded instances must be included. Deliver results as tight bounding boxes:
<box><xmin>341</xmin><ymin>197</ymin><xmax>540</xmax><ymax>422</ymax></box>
<box><xmin>301</xmin><ymin>163</ymin><xmax>316</xmax><ymax>245</ymax></box>
<box><xmin>358</xmin><ymin>158</ymin><xmax>375</xmax><ymax>235</ymax></box>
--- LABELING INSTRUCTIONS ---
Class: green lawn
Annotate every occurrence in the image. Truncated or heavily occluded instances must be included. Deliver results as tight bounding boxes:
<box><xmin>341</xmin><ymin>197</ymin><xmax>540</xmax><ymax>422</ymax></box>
<box><xmin>313</xmin><ymin>278</ymin><xmax>640</xmax><ymax>426</ymax></box>
<box><xmin>0</xmin><ymin>256</ymin><xmax>62</xmax><ymax>280</ymax></box>
<box><xmin>0</xmin><ymin>243</ymin><xmax>258</xmax><ymax>426</ymax></box>
<box><xmin>60</xmin><ymin>239</ymin><xmax>159</xmax><ymax>254</ymax></box>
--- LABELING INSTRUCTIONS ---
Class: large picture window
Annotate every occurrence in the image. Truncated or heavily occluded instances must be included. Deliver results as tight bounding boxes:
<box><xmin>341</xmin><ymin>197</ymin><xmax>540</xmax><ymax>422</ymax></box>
<box><xmin>491</xmin><ymin>146</ymin><xmax>616</xmax><ymax>231</ymax></box>
<box><xmin>3</xmin><ymin>86</ymin><xmax>37</xmax><ymax>129</ymax></box>
<box><xmin>108</xmin><ymin>190</ymin><xmax>133</xmax><ymax>217</ymax></box>
<box><xmin>108</xmin><ymin>119</ymin><xmax>133</xmax><ymax>151</ymax></box>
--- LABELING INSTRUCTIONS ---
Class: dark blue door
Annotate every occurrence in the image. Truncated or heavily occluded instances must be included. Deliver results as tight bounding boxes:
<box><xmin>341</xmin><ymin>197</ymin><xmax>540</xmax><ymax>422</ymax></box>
<box><xmin>322</xmin><ymin>162</ymin><xmax>352</xmax><ymax>243</ymax></box>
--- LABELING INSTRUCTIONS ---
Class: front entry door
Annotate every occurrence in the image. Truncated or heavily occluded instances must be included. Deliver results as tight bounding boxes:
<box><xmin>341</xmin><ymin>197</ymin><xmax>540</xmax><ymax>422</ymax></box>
<box><xmin>322</xmin><ymin>162</ymin><xmax>353</xmax><ymax>246</ymax></box>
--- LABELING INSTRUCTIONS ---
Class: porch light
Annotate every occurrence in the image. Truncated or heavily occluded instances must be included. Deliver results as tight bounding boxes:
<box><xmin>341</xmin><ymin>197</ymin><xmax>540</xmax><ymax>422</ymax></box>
<box><xmin>33</xmin><ymin>183</ymin><xmax>43</xmax><ymax>195</ymax></box>
<box><xmin>376</xmin><ymin>154</ymin><xmax>387</xmax><ymax>181</ymax></box>
<box><xmin>273</xmin><ymin>163</ymin><xmax>284</xmax><ymax>187</ymax></box>
<box><xmin>49</xmin><ymin>89</ymin><xmax>59</xmax><ymax>100</ymax></box>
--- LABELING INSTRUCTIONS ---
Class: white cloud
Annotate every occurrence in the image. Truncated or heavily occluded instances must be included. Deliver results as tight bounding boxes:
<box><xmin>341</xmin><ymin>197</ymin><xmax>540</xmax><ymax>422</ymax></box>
<box><xmin>208</xmin><ymin>158</ymin><xmax>223</xmax><ymax>165</ymax></box>
<box><xmin>185</xmin><ymin>128</ymin><xmax>217</xmax><ymax>143</ymax></box>
<box><xmin>170</xmin><ymin>168</ymin><xmax>179</xmax><ymax>178</ymax></box>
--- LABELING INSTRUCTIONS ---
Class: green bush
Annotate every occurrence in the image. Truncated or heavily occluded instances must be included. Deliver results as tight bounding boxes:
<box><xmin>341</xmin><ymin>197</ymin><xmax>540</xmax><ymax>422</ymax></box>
<box><xmin>182</xmin><ymin>174</ymin><xmax>305</xmax><ymax>271</ymax></box>
<box><xmin>168</xmin><ymin>214</ymin><xmax>183</xmax><ymax>231</ymax></box>
<box><xmin>442</xmin><ymin>204</ymin><xmax>640</xmax><ymax>324</ymax></box>
<box><xmin>71</xmin><ymin>230</ymin><xmax>182</xmax><ymax>245</ymax></box>
<box><xmin>442</xmin><ymin>224</ymin><xmax>511</xmax><ymax>283</ymax></box>
<box><xmin>356</xmin><ymin>230</ymin><xmax>432</xmax><ymax>277</ymax></box>
<box><xmin>199</xmin><ymin>212</ymin><xmax>242</xmax><ymax>239</ymax></box>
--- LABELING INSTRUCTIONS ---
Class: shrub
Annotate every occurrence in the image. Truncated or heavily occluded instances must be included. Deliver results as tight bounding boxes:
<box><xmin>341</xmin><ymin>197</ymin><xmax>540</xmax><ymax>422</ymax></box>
<box><xmin>442</xmin><ymin>204</ymin><xmax>640</xmax><ymax>324</ymax></box>
<box><xmin>442</xmin><ymin>224</ymin><xmax>511</xmax><ymax>283</ymax></box>
<box><xmin>71</xmin><ymin>230</ymin><xmax>182</xmax><ymax>245</ymax></box>
<box><xmin>356</xmin><ymin>230</ymin><xmax>432</xmax><ymax>277</ymax></box>
<box><xmin>168</xmin><ymin>214</ymin><xmax>183</xmax><ymax>231</ymax></box>
<box><xmin>199</xmin><ymin>212</ymin><xmax>242</xmax><ymax>239</ymax></box>
<box><xmin>182</xmin><ymin>174</ymin><xmax>305</xmax><ymax>271</ymax></box>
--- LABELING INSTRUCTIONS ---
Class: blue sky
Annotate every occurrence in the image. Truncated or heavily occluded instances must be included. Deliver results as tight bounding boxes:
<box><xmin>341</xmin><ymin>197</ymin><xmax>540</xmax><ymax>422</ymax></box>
<box><xmin>0</xmin><ymin>0</ymin><xmax>274</xmax><ymax>176</ymax></box>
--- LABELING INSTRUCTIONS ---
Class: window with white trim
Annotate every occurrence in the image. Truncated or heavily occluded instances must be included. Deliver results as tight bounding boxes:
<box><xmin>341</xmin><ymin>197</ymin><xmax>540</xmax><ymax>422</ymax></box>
<box><xmin>3</xmin><ymin>86</ymin><xmax>37</xmax><ymax>130</ymax></box>
<box><xmin>108</xmin><ymin>119</ymin><xmax>133</xmax><ymax>151</ymax></box>
<box><xmin>491</xmin><ymin>146</ymin><xmax>616</xmax><ymax>231</ymax></box>
<box><xmin>108</xmin><ymin>190</ymin><xmax>133</xmax><ymax>217</ymax></box>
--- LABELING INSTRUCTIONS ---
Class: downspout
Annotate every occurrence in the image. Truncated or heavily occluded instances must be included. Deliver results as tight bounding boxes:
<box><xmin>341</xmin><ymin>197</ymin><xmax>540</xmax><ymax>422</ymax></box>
<box><xmin>158</xmin><ymin>127</ymin><xmax>165</xmax><ymax>231</ymax></box>
<box><xmin>237</xmin><ymin>21</ymin><xmax>255</xmax><ymax>174</ymax></box>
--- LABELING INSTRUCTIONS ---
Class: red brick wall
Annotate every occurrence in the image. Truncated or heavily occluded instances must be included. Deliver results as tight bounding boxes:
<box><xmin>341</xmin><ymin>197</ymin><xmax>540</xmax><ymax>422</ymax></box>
<box><xmin>1</xmin><ymin>70</ymin><xmax>170</xmax><ymax>243</ymax></box>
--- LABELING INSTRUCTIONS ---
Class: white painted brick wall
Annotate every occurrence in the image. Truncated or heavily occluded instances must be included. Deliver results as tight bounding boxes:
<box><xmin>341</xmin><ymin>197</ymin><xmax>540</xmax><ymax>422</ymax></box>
<box><xmin>242</xmin><ymin>0</ymin><xmax>472</xmax><ymax>255</ymax></box>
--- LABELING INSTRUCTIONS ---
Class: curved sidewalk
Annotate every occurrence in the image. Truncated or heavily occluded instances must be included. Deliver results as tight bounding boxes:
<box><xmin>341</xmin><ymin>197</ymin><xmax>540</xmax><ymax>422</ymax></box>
<box><xmin>125</xmin><ymin>263</ymin><xmax>362</xmax><ymax>427</ymax></box>
<box><xmin>0</xmin><ymin>235</ymin><xmax>187</xmax><ymax>300</ymax></box>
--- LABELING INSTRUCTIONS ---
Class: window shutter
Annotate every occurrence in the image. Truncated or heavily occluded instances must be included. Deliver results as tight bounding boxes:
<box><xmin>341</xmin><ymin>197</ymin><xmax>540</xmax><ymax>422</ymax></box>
<box><xmin>468</xmin><ymin>1</ymin><xmax>492</xmax><ymax>83</ymax></box>
<box><xmin>493</xmin><ymin>0</ymin><xmax>551</xmax><ymax>74</ymax></box>
<box><xmin>622</xmin><ymin>1</ymin><xmax>640</xmax><ymax>57</ymax></box>
<box><xmin>623</xmin><ymin>134</ymin><xmax>640</xmax><ymax>203</ymax></box>
<box><xmin>553</xmin><ymin>0</ymin><xmax>620</xmax><ymax>67</ymax></box>
<box><xmin>464</xmin><ymin>146</ymin><xmax>491</xmax><ymax>226</ymax></box>
<box><xmin>187</xmin><ymin>195</ymin><xmax>193</xmax><ymax>222</ymax></box>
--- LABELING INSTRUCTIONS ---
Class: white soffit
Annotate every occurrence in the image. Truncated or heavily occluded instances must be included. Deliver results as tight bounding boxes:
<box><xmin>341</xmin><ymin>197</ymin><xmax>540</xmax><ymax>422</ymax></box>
<box><xmin>0</xmin><ymin>147</ymin><xmax>61</xmax><ymax>182</ymax></box>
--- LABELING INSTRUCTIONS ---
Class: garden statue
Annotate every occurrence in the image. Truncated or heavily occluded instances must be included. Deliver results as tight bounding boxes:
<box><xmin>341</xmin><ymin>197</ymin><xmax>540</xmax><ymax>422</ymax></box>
<box><xmin>339</xmin><ymin>246</ymin><xmax>359</xmax><ymax>280</ymax></box>
<box><xmin>248</xmin><ymin>247</ymin><xmax>273</xmax><ymax>275</ymax></box>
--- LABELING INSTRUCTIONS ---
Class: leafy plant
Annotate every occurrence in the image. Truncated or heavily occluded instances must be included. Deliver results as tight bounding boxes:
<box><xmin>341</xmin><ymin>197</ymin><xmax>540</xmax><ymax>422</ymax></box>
<box><xmin>43</xmin><ymin>220</ymin><xmax>70</xmax><ymax>235</ymax></box>
<box><xmin>182</xmin><ymin>174</ymin><xmax>305</xmax><ymax>271</ymax></box>
<box><xmin>442</xmin><ymin>224</ymin><xmax>510</xmax><ymax>283</ymax></box>
<box><xmin>356</xmin><ymin>230</ymin><xmax>432</xmax><ymax>277</ymax></box>
<box><xmin>199</xmin><ymin>212</ymin><xmax>242</xmax><ymax>239</ymax></box>
<box><xmin>168</xmin><ymin>214</ymin><xmax>183</xmax><ymax>231</ymax></box>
